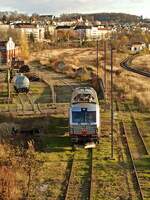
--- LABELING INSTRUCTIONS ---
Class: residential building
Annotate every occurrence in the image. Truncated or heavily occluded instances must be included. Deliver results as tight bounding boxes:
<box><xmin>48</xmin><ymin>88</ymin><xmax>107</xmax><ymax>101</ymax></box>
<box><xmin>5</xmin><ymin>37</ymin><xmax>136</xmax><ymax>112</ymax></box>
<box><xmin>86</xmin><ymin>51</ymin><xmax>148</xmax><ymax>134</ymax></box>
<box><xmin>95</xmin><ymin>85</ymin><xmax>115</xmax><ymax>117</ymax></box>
<box><xmin>131</xmin><ymin>42</ymin><xmax>146</xmax><ymax>53</ymax></box>
<box><xmin>55</xmin><ymin>25</ymin><xmax>73</xmax><ymax>41</ymax></box>
<box><xmin>74</xmin><ymin>25</ymin><xmax>91</xmax><ymax>41</ymax></box>
<box><xmin>39</xmin><ymin>15</ymin><xmax>54</xmax><ymax>21</ymax></box>
<box><xmin>85</xmin><ymin>26</ymin><xmax>113</xmax><ymax>40</ymax></box>
<box><xmin>56</xmin><ymin>20</ymin><xmax>77</xmax><ymax>26</ymax></box>
<box><xmin>13</xmin><ymin>23</ymin><xmax>45</xmax><ymax>41</ymax></box>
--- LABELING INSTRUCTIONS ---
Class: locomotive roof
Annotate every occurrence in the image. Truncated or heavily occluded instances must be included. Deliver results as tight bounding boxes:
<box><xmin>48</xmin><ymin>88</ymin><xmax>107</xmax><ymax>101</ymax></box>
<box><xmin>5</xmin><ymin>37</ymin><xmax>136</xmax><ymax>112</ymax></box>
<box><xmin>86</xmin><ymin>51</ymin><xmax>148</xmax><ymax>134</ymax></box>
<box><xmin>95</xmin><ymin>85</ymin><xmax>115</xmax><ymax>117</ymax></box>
<box><xmin>71</xmin><ymin>87</ymin><xmax>98</xmax><ymax>104</ymax></box>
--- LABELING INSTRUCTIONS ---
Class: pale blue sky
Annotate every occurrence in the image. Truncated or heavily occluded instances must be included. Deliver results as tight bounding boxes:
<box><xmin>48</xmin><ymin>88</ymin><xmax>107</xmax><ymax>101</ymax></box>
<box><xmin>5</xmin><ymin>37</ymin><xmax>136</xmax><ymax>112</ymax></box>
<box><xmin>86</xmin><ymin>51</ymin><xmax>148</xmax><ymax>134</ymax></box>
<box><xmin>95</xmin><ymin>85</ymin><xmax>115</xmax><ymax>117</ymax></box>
<box><xmin>0</xmin><ymin>0</ymin><xmax>149</xmax><ymax>18</ymax></box>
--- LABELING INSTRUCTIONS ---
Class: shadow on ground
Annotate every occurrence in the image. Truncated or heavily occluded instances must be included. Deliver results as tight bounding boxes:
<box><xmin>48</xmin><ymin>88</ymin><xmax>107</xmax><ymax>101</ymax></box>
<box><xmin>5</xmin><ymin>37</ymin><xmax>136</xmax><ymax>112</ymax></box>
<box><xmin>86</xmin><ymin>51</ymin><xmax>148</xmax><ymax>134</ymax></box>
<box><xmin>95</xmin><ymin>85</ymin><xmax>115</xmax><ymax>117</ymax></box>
<box><xmin>0</xmin><ymin>115</ymin><xmax>71</xmax><ymax>152</ymax></box>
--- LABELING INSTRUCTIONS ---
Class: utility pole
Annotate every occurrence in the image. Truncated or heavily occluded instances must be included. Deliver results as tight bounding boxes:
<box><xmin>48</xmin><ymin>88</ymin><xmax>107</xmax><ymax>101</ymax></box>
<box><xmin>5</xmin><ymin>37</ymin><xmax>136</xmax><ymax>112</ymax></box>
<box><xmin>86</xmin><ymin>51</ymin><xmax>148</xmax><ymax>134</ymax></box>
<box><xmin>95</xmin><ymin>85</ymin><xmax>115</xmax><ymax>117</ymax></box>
<box><xmin>104</xmin><ymin>40</ymin><xmax>107</xmax><ymax>90</ymax></box>
<box><xmin>96</xmin><ymin>40</ymin><xmax>99</xmax><ymax>80</ymax></box>
<box><xmin>110</xmin><ymin>44</ymin><xmax>114</xmax><ymax>159</ymax></box>
<box><xmin>104</xmin><ymin>40</ymin><xmax>107</xmax><ymax>111</ymax></box>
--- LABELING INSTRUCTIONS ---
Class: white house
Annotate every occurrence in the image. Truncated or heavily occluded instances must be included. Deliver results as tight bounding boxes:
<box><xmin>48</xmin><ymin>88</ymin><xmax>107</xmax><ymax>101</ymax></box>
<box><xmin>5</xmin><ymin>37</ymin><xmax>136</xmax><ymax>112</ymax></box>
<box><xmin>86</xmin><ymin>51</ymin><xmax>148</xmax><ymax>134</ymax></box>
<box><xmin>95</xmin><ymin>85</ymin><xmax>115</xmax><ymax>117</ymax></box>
<box><xmin>86</xmin><ymin>26</ymin><xmax>112</xmax><ymax>40</ymax></box>
<box><xmin>14</xmin><ymin>23</ymin><xmax>45</xmax><ymax>41</ymax></box>
<box><xmin>131</xmin><ymin>42</ymin><xmax>146</xmax><ymax>53</ymax></box>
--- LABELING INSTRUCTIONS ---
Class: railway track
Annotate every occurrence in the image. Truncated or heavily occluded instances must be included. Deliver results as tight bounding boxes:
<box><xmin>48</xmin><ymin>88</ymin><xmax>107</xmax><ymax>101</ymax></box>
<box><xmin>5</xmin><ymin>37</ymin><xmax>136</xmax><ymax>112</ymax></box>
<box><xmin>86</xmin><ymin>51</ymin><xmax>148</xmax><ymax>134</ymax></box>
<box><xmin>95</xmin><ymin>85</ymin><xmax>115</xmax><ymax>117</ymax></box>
<box><xmin>120</xmin><ymin>103</ymin><xmax>148</xmax><ymax>158</ymax></box>
<box><xmin>16</xmin><ymin>93</ymin><xmax>36</xmax><ymax>113</ymax></box>
<box><xmin>14</xmin><ymin>87</ymin><xmax>53</xmax><ymax>114</ymax></box>
<box><xmin>36</xmin><ymin>102</ymin><xmax>42</xmax><ymax>113</ymax></box>
<box><xmin>126</xmin><ymin>104</ymin><xmax>149</xmax><ymax>155</ymax></box>
<box><xmin>64</xmin><ymin>148</ymin><xmax>93</xmax><ymax>200</ymax></box>
<box><xmin>26</xmin><ymin>93</ymin><xmax>36</xmax><ymax>112</ymax></box>
<box><xmin>119</xmin><ymin>121</ymin><xmax>144</xmax><ymax>200</ymax></box>
<box><xmin>17</xmin><ymin>94</ymin><xmax>25</xmax><ymax>112</ymax></box>
<box><xmin>120</xmin><ymin>56</ymin><xmax>150</xmax><ymax>78</ymax></box>
<box><xmin>117</xmin><ymin>101</ymin><xmax>150</xmax><ymax>200</ymax></box>
<box><xmin>37</xmin><ymin>69</ymin><xmax>82</xmax><ymax>103</ymax></box>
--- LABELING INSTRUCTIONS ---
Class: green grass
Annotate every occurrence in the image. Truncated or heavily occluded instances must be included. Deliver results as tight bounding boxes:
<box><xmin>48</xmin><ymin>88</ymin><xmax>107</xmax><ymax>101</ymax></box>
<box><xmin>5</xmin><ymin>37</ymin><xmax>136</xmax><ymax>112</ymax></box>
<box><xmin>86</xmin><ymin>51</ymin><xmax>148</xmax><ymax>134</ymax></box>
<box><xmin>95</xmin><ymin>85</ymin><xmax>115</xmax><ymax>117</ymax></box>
<box><xmin>135</xmin><ymin>156</ymin><xmax>150</xmax><ymax>199</ymax></box>
<box><xmin>38</xmin><ymin>136</ymin><xmax>71</xmax><ymax>151</ymax></box>
<box><xmin>135</xmin><ymin>156</ymin><xmax>150</xmax><ymax>169</ymax></box>
<box><xmin>93</xmin><ymin>138</ymin><xmax>132</xmax><ymax>200</ymax></box>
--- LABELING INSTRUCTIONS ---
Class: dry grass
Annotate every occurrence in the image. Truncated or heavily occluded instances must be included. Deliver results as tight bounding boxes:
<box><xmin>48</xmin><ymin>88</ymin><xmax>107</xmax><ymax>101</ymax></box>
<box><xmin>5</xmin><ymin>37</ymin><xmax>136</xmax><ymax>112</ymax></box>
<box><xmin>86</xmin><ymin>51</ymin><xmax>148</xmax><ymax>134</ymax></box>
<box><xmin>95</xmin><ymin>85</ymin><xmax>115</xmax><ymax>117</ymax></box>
<box><xmin>114</xmin><ymin>70</ymin><xmax>150</xmax><ymax>110</ymax></box>
<box><xmin>132</xmin><ymin>54</ymin><xmax>150</xmax><ymax>72</ymax></box>
<box><xmin>28</xmin><ymin>48</ymin><xmax>99</xmax><ymax>80</ymax></box>
<box><xmin>28</xmin><ymin>48</ymin><xmax>150</xmax><ymax>110</ymax></box>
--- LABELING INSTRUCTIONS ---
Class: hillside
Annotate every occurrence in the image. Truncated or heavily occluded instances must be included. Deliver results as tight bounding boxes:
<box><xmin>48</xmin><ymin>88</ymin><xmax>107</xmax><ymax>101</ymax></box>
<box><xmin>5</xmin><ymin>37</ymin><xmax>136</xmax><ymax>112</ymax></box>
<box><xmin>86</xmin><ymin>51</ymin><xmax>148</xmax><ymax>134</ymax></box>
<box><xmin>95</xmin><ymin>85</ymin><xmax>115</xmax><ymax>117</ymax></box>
<box><xmin>60</xmin><ymin>12</ymin><xmax>141</xmax><ymax>23</ymax></box>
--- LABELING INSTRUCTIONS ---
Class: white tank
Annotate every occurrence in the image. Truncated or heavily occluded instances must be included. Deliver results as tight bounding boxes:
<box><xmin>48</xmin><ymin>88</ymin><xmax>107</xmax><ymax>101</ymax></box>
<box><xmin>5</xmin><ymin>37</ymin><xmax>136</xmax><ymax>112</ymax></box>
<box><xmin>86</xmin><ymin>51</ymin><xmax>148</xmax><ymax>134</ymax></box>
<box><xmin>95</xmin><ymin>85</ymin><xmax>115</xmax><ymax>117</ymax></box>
<box><xmin>14</xmin><ymin>74</ymin><xmax>30</xmax><ymax>89</ymax></box>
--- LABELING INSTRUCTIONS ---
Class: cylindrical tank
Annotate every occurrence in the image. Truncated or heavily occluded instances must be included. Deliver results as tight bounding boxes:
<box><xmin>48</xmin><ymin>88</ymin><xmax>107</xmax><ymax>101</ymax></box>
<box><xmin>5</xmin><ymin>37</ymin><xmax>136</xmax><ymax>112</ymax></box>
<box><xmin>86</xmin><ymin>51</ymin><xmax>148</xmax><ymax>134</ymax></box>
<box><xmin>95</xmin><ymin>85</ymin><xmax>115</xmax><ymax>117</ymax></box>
<box><xmin>14</xmin><ymin>73</ymin><xmax>30</xmax><ymax>93</ymax></box>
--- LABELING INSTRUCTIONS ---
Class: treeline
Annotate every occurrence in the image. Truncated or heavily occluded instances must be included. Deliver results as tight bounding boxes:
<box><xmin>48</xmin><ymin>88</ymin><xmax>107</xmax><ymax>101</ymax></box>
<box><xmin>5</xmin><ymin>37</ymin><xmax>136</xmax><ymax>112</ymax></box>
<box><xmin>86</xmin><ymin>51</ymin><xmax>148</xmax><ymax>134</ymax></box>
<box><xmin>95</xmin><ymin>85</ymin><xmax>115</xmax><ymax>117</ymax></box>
<box><xmin>0</xmin><ymin>11</ymin><xmax>141</xmax><ymax>24</ymax></box>
<box><xmin>0</xmin><ymin>11</ymin><xmax>46</xmax><ymax>23</ymax></box>
<box><xmin>87</xmin><ymin>13</ymin><xmax>141</xmax><ymax>23</ymax></box>
<box><xmin>60</xmin><ymin>12</ymin><xmax>141</xmax><ymax>23</ymax></box>
<box><xmin>0</xmin><ymin>11</ymin><xmax>30</xmax><ymax>23</ymax></box>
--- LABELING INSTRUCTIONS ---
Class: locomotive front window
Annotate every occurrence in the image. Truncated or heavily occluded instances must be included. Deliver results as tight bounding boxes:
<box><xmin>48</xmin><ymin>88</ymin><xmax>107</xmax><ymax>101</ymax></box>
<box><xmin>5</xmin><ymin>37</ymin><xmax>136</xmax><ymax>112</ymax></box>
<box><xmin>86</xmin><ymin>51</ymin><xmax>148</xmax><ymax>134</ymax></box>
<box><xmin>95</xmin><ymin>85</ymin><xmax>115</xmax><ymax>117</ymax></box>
<box><xmin>86</xmin><ymin>111</ymin><xmax>96</xmax><ymax>123</ymax></box>
<box><xmin>72</xmin><ymin>111</ymin><xmax>96</xmax><ymax>123</ymax></box>
<box><xmin>72</xmin><ymin>111</ymin><xmax>85</xmax><ymax>123</ymax></box>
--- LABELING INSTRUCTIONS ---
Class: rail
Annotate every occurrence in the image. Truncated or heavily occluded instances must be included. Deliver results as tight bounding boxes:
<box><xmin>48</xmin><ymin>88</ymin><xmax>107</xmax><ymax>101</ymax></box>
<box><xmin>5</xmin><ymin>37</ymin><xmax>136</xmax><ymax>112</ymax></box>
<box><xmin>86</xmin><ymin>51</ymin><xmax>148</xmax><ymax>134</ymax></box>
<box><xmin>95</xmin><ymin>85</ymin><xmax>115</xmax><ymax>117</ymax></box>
<box><xmin>120</xmin><ymin>121</ymin><xmax>144</xmax><ymax>200</ymax></box>
<box><xmin>120</xmin><ymin>55</ymin><xmax>150</xmax><ymax>78</ymax></box>
<box><xmin>127</xmin><ymin>104</ymin><xmax>149</xmax><ymax>155</ymax></box>
<box><xmin>89</xmin><ymin>148</ymin><xmax>93</xmax><ymax>200</ymax></box>
<box><xmin>64</xmin><ymin>153</ymin><xmax>75</xmax><ymax>200</ymax></box>
<box><xmin>26</xmin><ymin>93</ymin><xmax>35</xmax><ymax>112</ymax></box>
<box><xmin>17</xmin><ymin>94</ymin><xmax>24</xmax><ymax>112</ymax></box>
<box><xmin>64</xmin><ymin>148</ymin><xmax>93</xmax><ymax>200</ymax></box>
<box><xmin>37</xmin><ymin>103</ymin><xmax>42</xmax><ymax>113</ymax></box>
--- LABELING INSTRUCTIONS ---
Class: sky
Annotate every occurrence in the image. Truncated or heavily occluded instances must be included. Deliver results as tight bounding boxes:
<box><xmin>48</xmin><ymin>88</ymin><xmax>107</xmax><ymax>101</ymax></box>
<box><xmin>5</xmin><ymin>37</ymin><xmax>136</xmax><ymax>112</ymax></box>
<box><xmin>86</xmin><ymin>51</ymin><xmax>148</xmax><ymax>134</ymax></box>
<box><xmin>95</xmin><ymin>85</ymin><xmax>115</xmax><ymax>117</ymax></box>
<box><xmin>0</xmin><ymin>0</ymin><xmax>149</xmax><ymax>18</ymax></box>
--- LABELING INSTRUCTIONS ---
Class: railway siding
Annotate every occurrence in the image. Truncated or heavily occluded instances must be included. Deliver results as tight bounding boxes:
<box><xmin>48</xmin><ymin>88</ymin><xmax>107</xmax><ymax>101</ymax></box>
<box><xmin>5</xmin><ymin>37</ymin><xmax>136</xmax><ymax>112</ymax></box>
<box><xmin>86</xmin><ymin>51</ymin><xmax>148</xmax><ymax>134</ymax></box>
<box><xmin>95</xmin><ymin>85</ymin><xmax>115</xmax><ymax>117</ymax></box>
<box><xmin>120</xmin><ymin>122</ymin><xmax>145</xmax><ymax>200</ymax></box>
<box><xmin>26</xmin><ymin>93</ymin><xmax>36</xmax><ymax>112</ymax></box>
<box><xmin>133</xmin><ymin>112</ymin><xmax>150</xmax><ymax>154</ymax></box>
<box><xmin>120</xmin><ymin>103</ymin><xmax>147</xmax><ymax>159</ymax></box>
<box><xmin>17</xmin><ymin>94</ymin><xmax>25</xmax><ymax>113</ymax></box>
<box><xmin>117</xmin><ymin>101</ymin><xmax>150</xmax><ymax>200</ymax></box>
<box><xmin>120</xmin><ymin>55</ymin><xmax>150</xmax><ymax>78</ymax></box>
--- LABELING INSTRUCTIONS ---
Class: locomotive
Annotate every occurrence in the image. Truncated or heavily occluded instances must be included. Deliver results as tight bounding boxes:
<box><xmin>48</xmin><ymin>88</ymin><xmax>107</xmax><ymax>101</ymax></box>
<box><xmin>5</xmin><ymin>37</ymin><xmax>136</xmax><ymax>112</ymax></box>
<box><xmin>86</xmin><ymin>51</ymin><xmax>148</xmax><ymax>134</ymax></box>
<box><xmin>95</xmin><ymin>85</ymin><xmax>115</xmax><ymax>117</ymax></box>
<box><xmin>69</xmin><ymin>87</ymin><xmax>100</xmax><ymax>144</ymax></box>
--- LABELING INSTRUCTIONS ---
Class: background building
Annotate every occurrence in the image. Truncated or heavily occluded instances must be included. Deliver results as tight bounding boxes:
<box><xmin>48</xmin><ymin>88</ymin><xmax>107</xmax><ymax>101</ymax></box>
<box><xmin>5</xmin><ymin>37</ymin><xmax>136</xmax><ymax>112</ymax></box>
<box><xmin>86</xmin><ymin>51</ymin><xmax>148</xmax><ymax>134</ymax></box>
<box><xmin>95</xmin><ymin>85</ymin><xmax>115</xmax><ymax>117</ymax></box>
<box><xmin>13</xmin><ymin>23</ymin><xmax>45</xmax><ymax>41</ymax></box>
